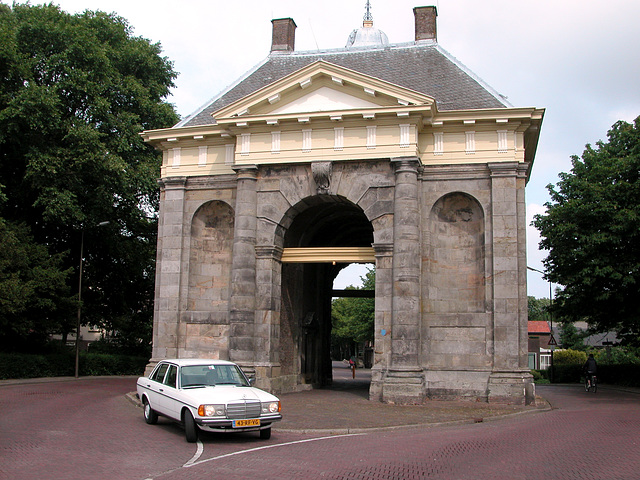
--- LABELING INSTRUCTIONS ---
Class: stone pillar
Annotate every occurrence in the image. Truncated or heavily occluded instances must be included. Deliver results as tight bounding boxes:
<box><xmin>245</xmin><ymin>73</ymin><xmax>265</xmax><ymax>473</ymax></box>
<box><xmin>254</xmin><ymin>245</ymin><xmax>283</xmax><ymax>391</ymax></box>
<box><xmin>381</xmin><ymin>157</ymin><xmax>425</xmax><ymax>404</ymax></box>
<box><xmin>369</xmin><ymin>243</ymin><xmax>393</xmax><ymax>401</ymax></box>
<box><xmin>228</xmin><ymin>166</ymin><xmax>258</xmax><ymax>370</ymax></box>
<box><xmin>487</xmin><ymin>162</ymin><xmax>534</xmax><ymax>404</ymax></box>
<box><xmin>147</xmin><ymin>177</ymin><xmax>187</xmax><ymax>374</ymax></box>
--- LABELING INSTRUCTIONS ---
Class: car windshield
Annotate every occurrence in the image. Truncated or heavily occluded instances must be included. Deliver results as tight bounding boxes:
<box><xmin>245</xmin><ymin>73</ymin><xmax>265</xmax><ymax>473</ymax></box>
<box><xmin>180</xmin><ymin>364</ymin><xmax>250</xmax><ymax>388</ymax></box>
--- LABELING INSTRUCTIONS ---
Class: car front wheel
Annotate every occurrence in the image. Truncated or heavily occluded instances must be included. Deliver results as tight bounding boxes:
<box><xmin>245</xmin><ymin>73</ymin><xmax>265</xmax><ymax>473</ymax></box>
<box><xmin>184</xmin><ymin>410</ymin><xmax>199</xmax><ymax>443</ymax></box>
<box><xmin>143</xmin><ymin>400</ymin><xmax>158</xmax><ymax>425</ymax></box>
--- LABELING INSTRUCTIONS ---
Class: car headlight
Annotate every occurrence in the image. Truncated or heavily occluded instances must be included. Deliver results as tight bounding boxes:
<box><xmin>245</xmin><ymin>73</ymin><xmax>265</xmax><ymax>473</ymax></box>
<box><xmin>262</xmin><ymin>401</ymin><xmax>280</xmax><ymax>414</ymax></box>
<box><xmin>198</xmin><ymin>404</ymin><xmax>225</xmax><ymax>417</ymax></box>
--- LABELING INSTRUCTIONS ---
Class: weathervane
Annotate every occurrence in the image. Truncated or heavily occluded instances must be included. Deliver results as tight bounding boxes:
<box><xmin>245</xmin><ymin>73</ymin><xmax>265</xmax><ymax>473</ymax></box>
<box><xmin>364</xmin><ymin>0</ymin><xmax>373</xmax><ymax>22</ymax></box>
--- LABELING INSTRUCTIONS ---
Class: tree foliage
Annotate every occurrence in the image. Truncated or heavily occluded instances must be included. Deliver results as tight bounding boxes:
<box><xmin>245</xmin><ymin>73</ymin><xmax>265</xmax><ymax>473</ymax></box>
<box><xmin>533</xmin><ymin>116</ymin><xmax>640</xmax><ymax>345</ymax></box>
<box><xmin>527</xmin><ymin>296</ymin><xmax>550</xmax><ymax>322</ymax></box>
<box><xmin>332</xmin><ymin>268</ymin><xmax>375</xmax><ymax>346</ymax></box>
<box><xmin>0</xmin><ymin>3</ymin><xmax>178</xmax><ymax>351</ymax></box>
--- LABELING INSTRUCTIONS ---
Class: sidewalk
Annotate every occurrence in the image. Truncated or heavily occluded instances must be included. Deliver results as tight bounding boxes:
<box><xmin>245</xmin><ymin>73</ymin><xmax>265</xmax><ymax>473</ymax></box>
<box><xmin>275</xmin><ymin>363</ymin><xmax>549</xmax><ymax>434</ymax></box>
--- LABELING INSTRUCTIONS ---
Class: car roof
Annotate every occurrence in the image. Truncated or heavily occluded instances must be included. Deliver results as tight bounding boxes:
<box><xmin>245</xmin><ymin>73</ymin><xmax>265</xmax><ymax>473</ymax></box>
<box><xmin>159</xmin><ymin>359</ymin><xmax>237</xmax><ymax>367</ymax></box>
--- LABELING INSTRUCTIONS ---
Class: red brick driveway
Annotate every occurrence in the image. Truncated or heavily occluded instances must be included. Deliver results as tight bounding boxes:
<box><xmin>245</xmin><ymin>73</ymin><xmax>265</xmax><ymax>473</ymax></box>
<box><xmin>1</xmin><ymin>378</ymin><xmax>638</xmax><ymax>479</ymax></box>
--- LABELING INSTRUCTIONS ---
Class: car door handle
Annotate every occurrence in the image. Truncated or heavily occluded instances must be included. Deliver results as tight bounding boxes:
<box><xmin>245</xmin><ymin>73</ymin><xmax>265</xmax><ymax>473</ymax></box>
<box><xmin>159</xmin><ymin>388</ymin><xmax>164</xmax><ymax>392</ymax></box>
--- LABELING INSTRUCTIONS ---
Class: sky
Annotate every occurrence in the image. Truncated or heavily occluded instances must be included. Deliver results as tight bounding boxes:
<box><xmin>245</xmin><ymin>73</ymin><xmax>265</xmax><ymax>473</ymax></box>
<box><xmin>5</xmin><ymin>0</ymin><xmax>640</xmax><ymax>298</ymax></box>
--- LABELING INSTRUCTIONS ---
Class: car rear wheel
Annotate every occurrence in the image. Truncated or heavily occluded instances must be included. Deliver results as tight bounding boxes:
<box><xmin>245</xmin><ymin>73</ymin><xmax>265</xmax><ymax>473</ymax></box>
<box><xmin>259</xmin><ymin>427</ymin><xmax>271</xmax><ymax>440</ymax></box>
<box><xmin>143</xmin><ymin>400</ymin><xmax>158</xmax><ymax>425</ymax></box>
<box><xmin>184</xmin><ymin>410</ymin><xmax>199</xmax><ymax>443</ymax></box>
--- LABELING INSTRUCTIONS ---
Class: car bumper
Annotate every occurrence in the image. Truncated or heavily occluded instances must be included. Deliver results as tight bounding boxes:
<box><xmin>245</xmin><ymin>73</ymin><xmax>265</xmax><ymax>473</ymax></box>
<box><xmin>196</xmin><ymin>414</ymin><xmax>282</xmax><ymax>431</ymax></box>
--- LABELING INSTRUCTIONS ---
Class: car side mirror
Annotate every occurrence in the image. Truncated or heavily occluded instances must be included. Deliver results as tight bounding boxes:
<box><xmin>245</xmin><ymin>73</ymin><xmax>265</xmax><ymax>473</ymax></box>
<box><xmin>248</xmin><ymin>377</ymin><xmax>255</xmax><ymax>386</ymax></box>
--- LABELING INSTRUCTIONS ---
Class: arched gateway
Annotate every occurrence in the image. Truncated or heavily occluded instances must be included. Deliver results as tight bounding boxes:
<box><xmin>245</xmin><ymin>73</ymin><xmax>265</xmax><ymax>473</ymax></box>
<box><xmin>143</xmin><ymin>6</ymin><xmax>544</xmax><ymax>404</ymax></box>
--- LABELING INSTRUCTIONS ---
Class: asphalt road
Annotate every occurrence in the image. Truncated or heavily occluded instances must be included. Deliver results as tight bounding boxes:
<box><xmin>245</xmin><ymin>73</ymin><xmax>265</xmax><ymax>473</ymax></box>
<box><xmin>1</xmin><ymin>377</ymin><xmax>638</xmax><ymax>479</ymax></box>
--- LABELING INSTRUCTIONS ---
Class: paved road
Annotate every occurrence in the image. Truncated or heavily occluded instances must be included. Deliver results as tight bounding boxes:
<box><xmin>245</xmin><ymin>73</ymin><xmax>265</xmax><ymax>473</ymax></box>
<box><xmin>1</xmin><ymin>378</ymin><xmax>638</xmax><ymax>479</ymax></box>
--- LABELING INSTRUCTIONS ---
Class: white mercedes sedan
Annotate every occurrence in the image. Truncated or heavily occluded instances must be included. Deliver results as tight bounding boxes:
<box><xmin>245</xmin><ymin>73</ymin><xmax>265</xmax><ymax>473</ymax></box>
<box><xmin>136</xmin><ymin>359</ymin><xmax>282</xmax><ymax>442</ymax></box>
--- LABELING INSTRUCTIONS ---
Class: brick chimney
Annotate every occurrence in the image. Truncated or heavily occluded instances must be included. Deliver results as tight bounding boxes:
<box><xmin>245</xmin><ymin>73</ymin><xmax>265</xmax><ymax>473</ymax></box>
<box><xmin>413</xmin><ymin>6</ymin><xmax>437</xmax><ymax>42</ymax></box>
<box><xmin>271</xmin><ymin>18</ymin><xmax>297</xmax><ymax>52</ymax></box>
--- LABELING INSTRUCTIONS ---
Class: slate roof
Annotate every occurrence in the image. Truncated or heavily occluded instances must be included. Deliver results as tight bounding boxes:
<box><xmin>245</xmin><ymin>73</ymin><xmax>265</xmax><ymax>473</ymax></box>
<box><xmin>177</xmin><ymin>41</ymin><xmax>510</xmax><ymax>128</ymax></box>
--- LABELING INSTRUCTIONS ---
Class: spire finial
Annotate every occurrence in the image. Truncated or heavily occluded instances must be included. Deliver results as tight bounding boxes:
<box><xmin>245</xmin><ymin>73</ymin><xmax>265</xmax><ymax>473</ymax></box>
<box><xmin>364</xmin><ymin>1</ymin><xmax>373</xmax><ymax>23</ymax></box>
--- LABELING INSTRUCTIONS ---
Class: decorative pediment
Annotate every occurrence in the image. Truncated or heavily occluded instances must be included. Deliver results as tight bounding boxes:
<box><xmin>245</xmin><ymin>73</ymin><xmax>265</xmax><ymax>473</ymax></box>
<box><xmin>211</xmin><ymin>60</ymin><xmax>436</xmax><ymax>125</ymax></box>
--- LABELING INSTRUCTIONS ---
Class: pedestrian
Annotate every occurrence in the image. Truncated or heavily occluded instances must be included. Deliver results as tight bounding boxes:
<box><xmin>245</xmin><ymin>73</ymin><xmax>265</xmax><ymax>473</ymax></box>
<box><xmin>349</xmin><ymin>356</ymin><xmax>356</xmax><ymax>379</ymax></box>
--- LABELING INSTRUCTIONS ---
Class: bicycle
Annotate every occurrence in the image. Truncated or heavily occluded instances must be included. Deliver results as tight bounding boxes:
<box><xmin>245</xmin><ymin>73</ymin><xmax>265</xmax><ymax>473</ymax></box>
<box><xmin>584</xmin><ymin>373</ymin><xmax>597</xmax><ymax>393</ymax></box>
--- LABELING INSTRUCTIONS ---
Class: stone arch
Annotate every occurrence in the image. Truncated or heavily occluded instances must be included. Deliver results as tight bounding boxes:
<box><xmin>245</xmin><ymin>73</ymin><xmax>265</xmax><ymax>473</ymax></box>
<box><xmin>427</xmin><ymin>192</ymin><xmax>485</xmax><ymax>313</ymax></box>
<box><xmin>277</xmin><ymin>194</ymin><xmax>375</xmax><ymax>387</ymax></box>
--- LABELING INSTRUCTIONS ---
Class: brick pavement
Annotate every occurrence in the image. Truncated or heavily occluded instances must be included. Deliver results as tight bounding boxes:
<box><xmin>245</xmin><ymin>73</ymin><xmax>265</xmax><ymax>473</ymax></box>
<box><xmin>1</xmin><ymin>372</ymin><xmax>639</xmax><ymax>479</ymax></box>
<box><xmin>157</xmin><ymin>384</ymin><xmax>640</xmax><ymax>480</ymax></box>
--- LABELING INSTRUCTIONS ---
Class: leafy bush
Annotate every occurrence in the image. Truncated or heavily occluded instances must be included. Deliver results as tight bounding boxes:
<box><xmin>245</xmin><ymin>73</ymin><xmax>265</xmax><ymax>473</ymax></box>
<box><xmin>530</xmin><ymin>369</ymin><xmax>550</xmax><ymax>384</ymax></box>
<box><xmin>596</xmin><ymin>364</ymin><xmax>640</xmax><ymax>388</ymax></box>
<box><xmin>0</xmin><ymin>352</ymin><xmax>148</xmax><ymax>379</ymax></box>
<box><xmin>552</xmin><ymin>349</ymin><xmax>587</xmax><ymax>365</ymax></box>
<box><xmin>595</xmin><ymin>346</ymin><xmax>640</xmax><ymax>365</ymax></box>
<box><xmin>550</xmin><ymin>364</ymin><xmax>583</xmax><ymax>383</ymax></box>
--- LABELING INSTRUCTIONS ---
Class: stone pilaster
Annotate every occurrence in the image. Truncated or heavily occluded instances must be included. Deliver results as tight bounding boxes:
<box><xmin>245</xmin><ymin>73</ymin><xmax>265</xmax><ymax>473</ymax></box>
<box><xmin>228</xmin><ymin>166</ymin><xmax>258</xmax><ymax>368</ymax></box>
<box><xmin>147</xmin><ymin>177</ymin><xmax>187</xmax><ymax>374</ymax></box>
<box><xmin>254</xmin><ymin>245</ymin><xmax>283</xmax><ymax>391</ymax></box>
<box><xmin>487</xmin><ymin>162</ymin><xmax>534</xmax><ymax>404</ymax></box>
<box><xmin>381</xmin><ymin>157</ymin><xmax>425</xmax><ymax>404</ymax></box>
<box><xmin>369</xmin><ymin>242</ymin><xmax>393</xmax><ymax>401</ymax></box>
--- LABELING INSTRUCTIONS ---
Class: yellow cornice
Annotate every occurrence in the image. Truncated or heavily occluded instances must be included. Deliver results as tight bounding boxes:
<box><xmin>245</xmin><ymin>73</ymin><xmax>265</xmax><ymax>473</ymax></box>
<box><xmin>218</xmin><ymin>104</ymin><xmax>432</xmax><ymax>129</ymax></box>
<box><xmin>429</xmin><ymin>107</ymin><xmax>544</xmax><ymax>125</ymax></box>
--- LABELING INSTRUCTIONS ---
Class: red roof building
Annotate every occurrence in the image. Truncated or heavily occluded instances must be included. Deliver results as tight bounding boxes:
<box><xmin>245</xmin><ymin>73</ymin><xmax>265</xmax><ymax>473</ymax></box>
<box><xmin>528</xmin><ymin>321</ymin><xmax>552</xmax><ymax>370</ymax></box>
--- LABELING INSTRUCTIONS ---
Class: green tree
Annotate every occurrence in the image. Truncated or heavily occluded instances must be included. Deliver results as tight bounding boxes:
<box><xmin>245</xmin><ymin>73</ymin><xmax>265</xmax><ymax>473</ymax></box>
<box><xmin>527</xmin><ymin>296</ymin><xmax>550</xmax><ymax>322</ymax></box>
<box><xmin>0</xmin><ymin>217</ymin><xmax>74</xmax><ymax>349</ymax></box>
<box><xmin>0</xmin><ymin>3</ymin><xmax>178</xmax><ymax>351</ymax></box>
<box><xmin>559</xmin><ymin>322</ymin><xmax>586</xmax><ymax>351</ymax></box>
<box><xmin>331</xmin><ymin>268</ymin><xmax>375</xmax><ymax>354</ymax></box>
<box><xmin>533</xmin><ymin>116</ymin><xmax>640</xmax><ymax>345</ymax></box>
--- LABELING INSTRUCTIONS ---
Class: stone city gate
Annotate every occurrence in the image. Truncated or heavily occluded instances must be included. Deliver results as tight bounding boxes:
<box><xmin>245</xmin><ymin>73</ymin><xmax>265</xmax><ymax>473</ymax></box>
<box><xmin>144</xmin><ymin>6</ymin><xmax>544</xmax><ymax>404</ymax></box>
<box><xmin>150</xmin><ymin>156</ymin><xmax>536</xmax><ymax>404</ymax></box>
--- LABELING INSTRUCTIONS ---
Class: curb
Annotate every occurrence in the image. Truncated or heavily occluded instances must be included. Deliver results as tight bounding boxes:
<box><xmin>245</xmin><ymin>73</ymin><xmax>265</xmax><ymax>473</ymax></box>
<box><xmin>126</xmin><ymin>391</ymin><xmax>552</xmax><ymax>435</ymax></box>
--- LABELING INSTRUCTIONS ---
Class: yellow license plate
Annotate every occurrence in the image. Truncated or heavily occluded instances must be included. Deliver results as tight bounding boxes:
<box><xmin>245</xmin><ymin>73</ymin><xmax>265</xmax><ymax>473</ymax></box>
<box><xmin>233</xmin><ymin>419</ymin><xmax>260</xmax><ymax>428</ymax></box>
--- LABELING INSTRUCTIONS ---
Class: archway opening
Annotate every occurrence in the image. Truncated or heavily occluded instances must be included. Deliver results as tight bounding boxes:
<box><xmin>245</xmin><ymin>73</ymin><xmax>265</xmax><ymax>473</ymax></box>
<box><xmin>279</xmin><ymin>196</ymin><xmax>374</xmax><ymax>388</ymax></box>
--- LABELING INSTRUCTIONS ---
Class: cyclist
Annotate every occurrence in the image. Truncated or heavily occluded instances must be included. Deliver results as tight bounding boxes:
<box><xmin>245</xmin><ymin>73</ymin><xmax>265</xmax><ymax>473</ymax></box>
<box><xmin>583</xmin><ymin>353</ymin><xmax>597</xmax><ymax>388</ymax></box>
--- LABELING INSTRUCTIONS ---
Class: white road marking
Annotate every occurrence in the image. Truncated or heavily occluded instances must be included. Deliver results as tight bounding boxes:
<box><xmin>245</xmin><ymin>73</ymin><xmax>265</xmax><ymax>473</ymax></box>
<box><xmin>182</xmin><ymin>439</ymin><xmax>204</xmax><ymax>467</ymax></box>
<box><xmin>184</xmin><ymin>433</ymin><xmax>366</xmax><ymax>469</ymax></box>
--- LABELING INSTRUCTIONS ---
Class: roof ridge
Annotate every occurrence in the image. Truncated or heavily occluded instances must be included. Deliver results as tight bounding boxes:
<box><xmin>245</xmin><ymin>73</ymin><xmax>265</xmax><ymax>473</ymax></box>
<box><xmin>433</xmin><ymin>44</ymin><xmax>512</xmax><ymax>108</ymax></box>
<box><xmin>268</xmin><ymin>40</ymin><xmax>438</xmax><ymax>58</ymax></box>
<box><xmin>174</xmin><ymin>56</ymin><xmax>271</xmax><ymax>128</ymax></box>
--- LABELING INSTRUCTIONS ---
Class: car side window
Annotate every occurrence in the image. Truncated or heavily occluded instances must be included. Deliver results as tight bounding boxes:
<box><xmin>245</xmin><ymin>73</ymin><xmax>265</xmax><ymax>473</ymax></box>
<box><xmin>150</xmin><ymin>363</ymin><xmax>168</xmax><ymax>383</ymax></box>
<box><xmin>164</xmin><ymin>365</ymin><xmax>177</xmax><ymax>388</ymax></box>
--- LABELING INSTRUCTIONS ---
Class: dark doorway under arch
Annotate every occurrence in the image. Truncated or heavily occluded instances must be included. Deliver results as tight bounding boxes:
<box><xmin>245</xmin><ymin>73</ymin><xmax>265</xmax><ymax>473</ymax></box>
<box><xmin>279</xmin><ymin>196</ymin><xmax>374</xmax><ymax>388</ymax></box>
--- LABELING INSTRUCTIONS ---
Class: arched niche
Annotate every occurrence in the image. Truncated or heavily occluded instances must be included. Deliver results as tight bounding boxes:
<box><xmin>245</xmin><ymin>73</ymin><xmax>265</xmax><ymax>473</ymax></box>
<box><xmin>428</xmin><ymin>192</ymin><xmax>485</xmax><ymax>313</ymax></box>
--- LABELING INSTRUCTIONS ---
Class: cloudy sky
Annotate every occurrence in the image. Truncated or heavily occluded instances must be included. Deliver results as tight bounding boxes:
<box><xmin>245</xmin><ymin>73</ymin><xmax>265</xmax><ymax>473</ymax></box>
<box><xmin>5</xmin><ymin>0</ymin><xmax>640</xmax><ymax>298</ymax></box>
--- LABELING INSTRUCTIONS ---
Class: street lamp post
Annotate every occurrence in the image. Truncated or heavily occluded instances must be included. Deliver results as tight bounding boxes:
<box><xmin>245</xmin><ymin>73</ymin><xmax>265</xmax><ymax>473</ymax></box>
<box><xmin>75</xmin><ymin>221</ymin><xmax>109</xmax><ymax>378</ymax></box>
<box><xmin>527</xmin><ymin>266</ymin><xmax>554</xmax><ymax>382</ymax></box>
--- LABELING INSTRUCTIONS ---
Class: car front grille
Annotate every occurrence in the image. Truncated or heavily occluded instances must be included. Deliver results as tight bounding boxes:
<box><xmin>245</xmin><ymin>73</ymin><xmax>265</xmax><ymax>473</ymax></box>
<box><xmin>226</xmin><ymin>400</ymin><xmax>261</xmax><ymax>419</ymax></box>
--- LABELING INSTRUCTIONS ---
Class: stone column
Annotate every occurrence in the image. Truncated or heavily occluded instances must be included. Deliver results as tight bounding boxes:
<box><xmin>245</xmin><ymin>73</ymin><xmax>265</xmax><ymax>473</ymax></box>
<box><xmin>254</xmin><ymin>245</ymin><xmax>283</xmax><ymax>391</ymax></box>
<box><xmin>487</xmin><ymin>162</ymin><xmax>534</xmax><ymax>404</ymax></box>
<box><xmin>228</xmin><ymin>166</ymin><xmax>258</xmax><ymax>370</ymax></box>
<box><xmin>369</xmin><ymin>242</ymin><xmax>393</xmax><ymax>401</ymax></box>
<box><xmin>381</xmin><ymin>156</ymin><xmax>425</xmax><ymax>404</ymax></box>
<box><xmin>147</xmin><ymin>177</ymin><xmax>187</xmax><ymax>374</ymax></box>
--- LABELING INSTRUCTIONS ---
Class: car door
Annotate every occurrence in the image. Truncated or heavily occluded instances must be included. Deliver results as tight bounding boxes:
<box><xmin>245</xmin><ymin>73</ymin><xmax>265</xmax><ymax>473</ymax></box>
<box><xmin>160</xmin><ymin>364</ymin><xmax>180</xmax><ymax>420</ymax></box>
<box><xmin>142</xmin><ymin>362</ymin><xmax>169</xmax><ymax>416</ymax></box>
